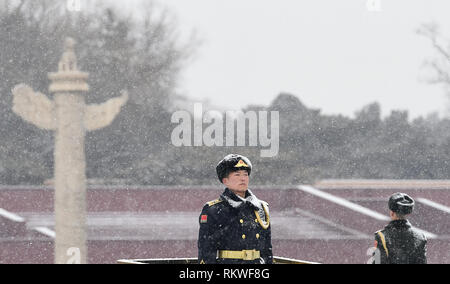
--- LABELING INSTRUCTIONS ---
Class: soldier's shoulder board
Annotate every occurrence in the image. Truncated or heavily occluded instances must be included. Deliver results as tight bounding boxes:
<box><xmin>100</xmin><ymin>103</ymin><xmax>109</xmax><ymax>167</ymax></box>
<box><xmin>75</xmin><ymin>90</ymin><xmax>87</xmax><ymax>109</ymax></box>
<box><xmin>206</xmin><ymin>199</ymin><xmax>223</xmax><ymax>207</ymax></box>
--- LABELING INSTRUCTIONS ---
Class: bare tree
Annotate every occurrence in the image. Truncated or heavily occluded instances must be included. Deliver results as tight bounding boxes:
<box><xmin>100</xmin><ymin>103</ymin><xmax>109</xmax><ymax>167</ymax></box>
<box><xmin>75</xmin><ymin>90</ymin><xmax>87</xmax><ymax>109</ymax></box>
<box><xmin>0</xmin><ymin>0</ymin><xmax>197</xmax><ymax>184</ymax></box>
<box><xmin>417</xmin><ymin>22</ymin><xmax>450</xmax><ymax>113</ymax></box>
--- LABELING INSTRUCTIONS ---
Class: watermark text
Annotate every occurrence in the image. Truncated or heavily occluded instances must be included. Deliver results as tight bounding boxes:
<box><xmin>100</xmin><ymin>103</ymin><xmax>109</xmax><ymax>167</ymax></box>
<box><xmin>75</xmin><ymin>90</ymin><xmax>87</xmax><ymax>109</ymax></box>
<box><xmin>171</xmin><ymin>103</ymin><xmax>279</xmax><ymax>157</ymax></box>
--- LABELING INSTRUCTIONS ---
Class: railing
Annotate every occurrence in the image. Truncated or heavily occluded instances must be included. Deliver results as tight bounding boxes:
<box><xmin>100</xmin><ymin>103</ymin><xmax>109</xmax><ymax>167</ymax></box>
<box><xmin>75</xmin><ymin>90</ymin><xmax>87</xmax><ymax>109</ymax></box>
<box><xmin>117</xmin><ymin>256</ymin><xmax>319</xmax><ymax>264</ymax></box>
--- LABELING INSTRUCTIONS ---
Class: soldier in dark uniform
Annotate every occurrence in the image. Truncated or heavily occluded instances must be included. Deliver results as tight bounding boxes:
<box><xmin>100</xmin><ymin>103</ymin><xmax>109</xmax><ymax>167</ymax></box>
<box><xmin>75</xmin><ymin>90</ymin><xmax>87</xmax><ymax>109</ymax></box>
<box><xmin>373</xmin><ymin>192</ymin><xmax>427</xmax><ymax>264</ymax></box>
<box><xmin>198</xmin><ymin>154</ymin><xmax>273</xmax><ymax>264</ymax></box>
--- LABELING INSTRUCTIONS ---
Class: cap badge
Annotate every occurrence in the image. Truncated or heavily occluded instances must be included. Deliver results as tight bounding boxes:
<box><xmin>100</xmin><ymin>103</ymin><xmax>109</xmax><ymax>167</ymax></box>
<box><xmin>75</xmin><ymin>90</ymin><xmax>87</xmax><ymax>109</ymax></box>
<box><xmin>234</xmin><ymin>160</ymin><xmax>249</xmax><ymax>168</ymax></box>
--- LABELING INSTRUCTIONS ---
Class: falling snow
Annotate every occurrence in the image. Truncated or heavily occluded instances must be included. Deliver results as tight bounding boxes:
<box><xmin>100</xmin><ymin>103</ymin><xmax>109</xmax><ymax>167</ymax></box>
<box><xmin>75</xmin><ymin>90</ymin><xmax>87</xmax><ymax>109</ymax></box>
<box><xmin>0</xmin><ymin>0</ymin><xmax>449</xmax><ymax>264</ymax></box>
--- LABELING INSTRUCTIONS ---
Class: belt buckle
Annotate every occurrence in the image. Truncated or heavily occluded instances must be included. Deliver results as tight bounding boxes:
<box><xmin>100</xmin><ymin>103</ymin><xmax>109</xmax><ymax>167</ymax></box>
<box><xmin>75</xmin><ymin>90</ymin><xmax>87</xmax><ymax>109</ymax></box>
<box><xmin>243</xmin><ymin>249</ymin><xmax>256</xmax><ymax>261</ymax></box>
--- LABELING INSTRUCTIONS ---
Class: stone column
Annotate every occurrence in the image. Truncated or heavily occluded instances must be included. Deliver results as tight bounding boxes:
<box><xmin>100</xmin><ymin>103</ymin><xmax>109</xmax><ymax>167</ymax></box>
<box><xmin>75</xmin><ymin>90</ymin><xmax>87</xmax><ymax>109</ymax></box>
<box><xmin>12</xmin><ymin>38</ymin><xmax>129</xmax><ymax>264</ymax></box>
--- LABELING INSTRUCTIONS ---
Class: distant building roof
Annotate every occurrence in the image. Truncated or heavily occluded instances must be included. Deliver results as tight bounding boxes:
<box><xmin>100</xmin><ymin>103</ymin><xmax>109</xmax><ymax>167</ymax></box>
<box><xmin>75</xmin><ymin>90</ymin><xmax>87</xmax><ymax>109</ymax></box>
<box><xmin>17</xmin><ymin>209</ymin><xmax>367</xmax><ymax>241</ymax></box>
<box><xmin>315</xmin><ymin>179</ymin><xmax>450</xmax><ymax>190</ymax></box>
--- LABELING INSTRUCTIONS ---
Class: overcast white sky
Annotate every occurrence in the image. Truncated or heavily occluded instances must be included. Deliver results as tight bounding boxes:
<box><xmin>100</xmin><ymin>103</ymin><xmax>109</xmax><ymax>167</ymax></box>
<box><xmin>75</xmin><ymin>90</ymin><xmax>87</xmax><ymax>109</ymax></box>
<box><xmin>107</xmin><ymin>0</ymin><xmax>450</xmax><ymax>118</ymax></box>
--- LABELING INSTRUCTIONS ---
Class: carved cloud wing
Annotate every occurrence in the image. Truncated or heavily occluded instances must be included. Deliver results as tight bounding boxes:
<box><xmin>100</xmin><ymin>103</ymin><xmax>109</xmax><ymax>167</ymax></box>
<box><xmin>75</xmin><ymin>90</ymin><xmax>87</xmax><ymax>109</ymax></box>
<box><xmin>12</xmin><ymin>84</ymin><xmax>56</xmax><ymax>130</ymax></box>
<box><xmin>84</xmin><ymin>90</ymin><xmax>129</xmax><ymax>131</ymax></box>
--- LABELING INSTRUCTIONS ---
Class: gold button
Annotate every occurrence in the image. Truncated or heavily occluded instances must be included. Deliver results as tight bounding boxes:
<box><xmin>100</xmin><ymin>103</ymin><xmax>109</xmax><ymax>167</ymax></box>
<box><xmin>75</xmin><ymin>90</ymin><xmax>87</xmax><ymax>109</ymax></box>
<box><xmin>240</xmin><ymin>219</ymin><xmax>244</xmax><ymax>224</ymax></box>
<box><xmin>255</xmin><ymin>219</ymin><xmax>258</xmax><ymax>223</ymax></box>
<box><xmin>242</xmin><ymin>234</ymin><xmax>246</xmax><ymax>239</ymax></box>
<box><xmin>256</xmin><ymin>233</ymin><xmax>260</xmax><ymax>239</ymax></box>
